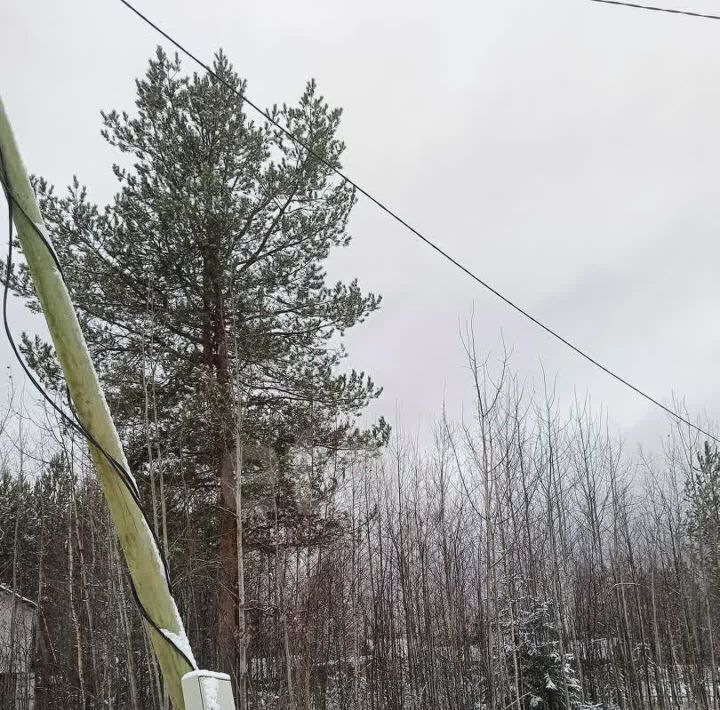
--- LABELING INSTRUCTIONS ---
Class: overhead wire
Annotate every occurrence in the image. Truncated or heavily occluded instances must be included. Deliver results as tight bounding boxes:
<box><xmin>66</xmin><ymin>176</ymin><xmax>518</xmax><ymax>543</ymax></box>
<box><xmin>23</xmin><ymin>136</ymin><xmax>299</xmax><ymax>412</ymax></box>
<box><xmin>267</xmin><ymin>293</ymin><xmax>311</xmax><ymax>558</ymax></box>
<box><xmin>117</xmin><ymin>0</ymin><xmax>720</xmax><ymax>445</ymax></box>
<box><xmin>589</xmin><ymin>0</ymin><xmax>720</xmax><ymax>21</ymax></box>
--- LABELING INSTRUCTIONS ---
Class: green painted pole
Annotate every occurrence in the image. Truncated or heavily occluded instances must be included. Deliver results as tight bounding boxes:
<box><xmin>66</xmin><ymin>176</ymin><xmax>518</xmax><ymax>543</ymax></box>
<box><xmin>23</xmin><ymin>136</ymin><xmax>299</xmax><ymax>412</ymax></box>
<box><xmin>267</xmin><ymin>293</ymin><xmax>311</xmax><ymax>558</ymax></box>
<box><xmin>0</xmin><ymin>96</ymin><xmax>194</xmax><ymax>710</ymax></box>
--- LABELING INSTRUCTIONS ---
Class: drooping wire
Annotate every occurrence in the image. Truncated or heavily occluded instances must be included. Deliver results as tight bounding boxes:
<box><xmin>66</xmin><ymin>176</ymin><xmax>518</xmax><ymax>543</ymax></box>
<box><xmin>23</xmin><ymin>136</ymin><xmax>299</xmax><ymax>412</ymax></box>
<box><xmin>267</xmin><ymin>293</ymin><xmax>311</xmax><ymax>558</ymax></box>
<box><xmin>589</xmin><ymin>0</ymin><xmax>720</xmax><ymax>22</ymax></box>
<box><xmin>0</xmin><ymin>148</ymin><xmax>197</xmax><ymax>672</ymax></box>
<box><xmin>117</xmin><ymin>0</ymin><xmax>720</xmax><ymax>446</ymax></box>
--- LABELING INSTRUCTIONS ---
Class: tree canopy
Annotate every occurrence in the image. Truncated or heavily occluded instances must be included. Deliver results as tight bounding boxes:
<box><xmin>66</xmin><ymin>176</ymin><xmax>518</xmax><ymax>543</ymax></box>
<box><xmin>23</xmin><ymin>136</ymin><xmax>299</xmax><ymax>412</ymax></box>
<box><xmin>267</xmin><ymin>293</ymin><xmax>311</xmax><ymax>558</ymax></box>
<box><xmin>12</xmin><ymin>47</ymin><xmax>387</xmax><ymax>674</ymax></box>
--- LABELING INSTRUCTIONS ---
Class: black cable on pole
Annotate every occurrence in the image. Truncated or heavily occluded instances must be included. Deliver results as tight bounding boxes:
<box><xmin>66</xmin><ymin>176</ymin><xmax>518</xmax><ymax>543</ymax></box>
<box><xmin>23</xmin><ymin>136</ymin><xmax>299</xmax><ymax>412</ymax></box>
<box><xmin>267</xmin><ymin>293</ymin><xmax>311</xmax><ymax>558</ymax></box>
<box><xmin>589</xmin><ymin>0</ymin><xmax>720</xmax><ymax>22</ymax></box>
<box><xmin>117</xmin><ymin>0</ymin><xmax>720</xmax><ymax>445</ymax></box>
<box><xmin>0</xmin><ymin>148</ymin><xmax>197</xmax><ymax>672</ymax></box>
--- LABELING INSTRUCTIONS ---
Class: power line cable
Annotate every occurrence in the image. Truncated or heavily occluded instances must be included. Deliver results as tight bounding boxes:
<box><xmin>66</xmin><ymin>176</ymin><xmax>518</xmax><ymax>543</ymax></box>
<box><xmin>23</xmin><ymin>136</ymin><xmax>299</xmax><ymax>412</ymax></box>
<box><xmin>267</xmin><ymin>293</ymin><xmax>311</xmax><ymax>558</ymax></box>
<box><xmin>0</xmin><ymin>148</ymin><xmax>197</xmax><ymax>672</ymax></box>
<box><xmin>589</xmin><ymin>0</ymin><xmax>720</xmax><ymax>21</ymax></box>
<box><xmin>117</xmin><ymin>0</ymin><xmax>720</xmax><ymax>445</ymax></box>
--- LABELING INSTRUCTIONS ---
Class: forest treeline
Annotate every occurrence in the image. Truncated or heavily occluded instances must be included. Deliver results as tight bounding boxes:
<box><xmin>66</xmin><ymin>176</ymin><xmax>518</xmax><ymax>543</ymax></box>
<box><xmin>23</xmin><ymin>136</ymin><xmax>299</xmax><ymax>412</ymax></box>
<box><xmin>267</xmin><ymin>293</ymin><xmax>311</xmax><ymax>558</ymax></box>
<box><xmin>1</xmin><ymin>48</ymin><xmax>719</xmax><ymax>710</ymax></box>
<box><xmin>2</xmin><ymin>368</ymin><xmax>719</xmax><ymax>710</ymax></box>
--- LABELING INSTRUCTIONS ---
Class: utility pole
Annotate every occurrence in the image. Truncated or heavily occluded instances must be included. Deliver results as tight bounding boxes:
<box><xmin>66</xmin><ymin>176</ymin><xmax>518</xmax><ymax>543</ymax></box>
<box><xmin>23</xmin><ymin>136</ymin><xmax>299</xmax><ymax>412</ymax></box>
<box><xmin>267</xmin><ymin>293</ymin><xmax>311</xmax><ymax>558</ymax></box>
<box><xmin>0</xmin><ymin>96</ymin><xmax>233</xmax><ymax>710</ymax></box>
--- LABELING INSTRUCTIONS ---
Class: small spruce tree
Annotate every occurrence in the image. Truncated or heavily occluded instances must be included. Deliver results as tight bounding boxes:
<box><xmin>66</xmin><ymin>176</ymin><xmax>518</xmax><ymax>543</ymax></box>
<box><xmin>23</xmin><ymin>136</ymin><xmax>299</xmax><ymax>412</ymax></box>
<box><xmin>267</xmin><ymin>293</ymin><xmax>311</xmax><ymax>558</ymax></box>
<box><xmin>503</xmin><ymin>598</ymin><xmax>583</xmax><ymax>710</ymax></box>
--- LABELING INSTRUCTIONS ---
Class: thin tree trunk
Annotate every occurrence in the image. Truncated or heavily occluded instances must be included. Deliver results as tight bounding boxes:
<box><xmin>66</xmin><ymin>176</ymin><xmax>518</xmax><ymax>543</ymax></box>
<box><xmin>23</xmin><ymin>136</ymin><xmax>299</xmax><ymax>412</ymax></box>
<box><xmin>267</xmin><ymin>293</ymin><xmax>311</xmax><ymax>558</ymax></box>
<box><xmin>235</xmin><ymin>414</ymin><xmax>248</xmax><ymax>709</ymax></box>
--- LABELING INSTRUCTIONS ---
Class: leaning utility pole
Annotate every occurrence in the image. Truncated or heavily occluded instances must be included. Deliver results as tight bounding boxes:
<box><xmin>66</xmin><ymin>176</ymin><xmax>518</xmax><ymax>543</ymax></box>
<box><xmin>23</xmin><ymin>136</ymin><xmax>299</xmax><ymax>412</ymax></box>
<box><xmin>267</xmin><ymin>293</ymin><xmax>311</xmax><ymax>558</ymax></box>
<box><xmin>0</xmin><ymin>96</ymin><xmax>233</xmax><ymax>710</ymax></box>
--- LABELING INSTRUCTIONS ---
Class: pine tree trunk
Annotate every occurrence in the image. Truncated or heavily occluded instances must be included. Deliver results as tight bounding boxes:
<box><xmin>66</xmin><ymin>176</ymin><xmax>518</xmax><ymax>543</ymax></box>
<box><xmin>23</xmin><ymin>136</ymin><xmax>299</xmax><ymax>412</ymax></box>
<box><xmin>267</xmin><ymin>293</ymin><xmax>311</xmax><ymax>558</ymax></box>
<box><xmin>201</xmin><ymin>230</ymin><xmax>239</xmax><ymax>679</ymax></box>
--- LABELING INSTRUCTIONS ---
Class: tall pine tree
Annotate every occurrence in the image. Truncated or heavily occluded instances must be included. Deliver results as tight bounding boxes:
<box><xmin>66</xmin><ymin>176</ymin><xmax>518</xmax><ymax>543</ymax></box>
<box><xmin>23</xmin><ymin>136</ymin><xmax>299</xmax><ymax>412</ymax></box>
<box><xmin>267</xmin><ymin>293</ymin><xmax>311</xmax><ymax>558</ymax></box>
<box><xmin>13</xmin><ymin>48</ymin><xmax>386</xmax><ymax>675</ymax></box>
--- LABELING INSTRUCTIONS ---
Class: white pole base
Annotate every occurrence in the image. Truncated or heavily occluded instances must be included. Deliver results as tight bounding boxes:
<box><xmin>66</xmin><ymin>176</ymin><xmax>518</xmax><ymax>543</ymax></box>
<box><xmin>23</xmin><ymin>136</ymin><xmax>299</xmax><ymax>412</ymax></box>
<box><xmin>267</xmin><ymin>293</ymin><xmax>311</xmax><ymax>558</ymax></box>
<box><xmin>181</xmin><ymin>670</ymin><xmax>235</xmax><ymax>709</ymax></box>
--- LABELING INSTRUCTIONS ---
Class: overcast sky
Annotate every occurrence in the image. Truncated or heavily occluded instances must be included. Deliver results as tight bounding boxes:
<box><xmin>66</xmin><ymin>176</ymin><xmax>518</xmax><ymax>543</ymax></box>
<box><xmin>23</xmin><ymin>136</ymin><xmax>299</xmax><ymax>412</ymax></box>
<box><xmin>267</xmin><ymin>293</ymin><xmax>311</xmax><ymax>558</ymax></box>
<box><xmin>3</xmin><ymin>0</ymin><xmax>720</xmax><ymax>451</ymax></box>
